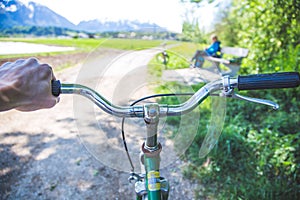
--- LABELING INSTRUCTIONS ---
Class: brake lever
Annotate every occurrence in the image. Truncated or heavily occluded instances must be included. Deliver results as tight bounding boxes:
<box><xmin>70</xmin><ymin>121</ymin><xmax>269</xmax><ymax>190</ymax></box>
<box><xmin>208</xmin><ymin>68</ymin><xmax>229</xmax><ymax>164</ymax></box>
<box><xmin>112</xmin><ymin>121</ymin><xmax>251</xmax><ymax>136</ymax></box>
<box><xmin>219</xmin><ymin>76</ymin><xmax>279</xmax><ymax>110</ymax></box>
<box><xmin>230</xmin><ymin>93</ymin><xmax>279</xmax><ymax>110</ymax></box>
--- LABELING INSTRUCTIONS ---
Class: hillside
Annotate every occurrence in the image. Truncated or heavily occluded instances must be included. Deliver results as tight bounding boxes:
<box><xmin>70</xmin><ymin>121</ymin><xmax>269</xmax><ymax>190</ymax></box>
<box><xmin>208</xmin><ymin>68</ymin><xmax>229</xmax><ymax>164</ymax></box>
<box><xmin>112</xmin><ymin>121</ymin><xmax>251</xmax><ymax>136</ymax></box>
<box><xmin>0</xmin><ymin>0</ymin><xmax>75</xmax><ymax>29</ymax></box>
<box><xmin>0</xmin><ymin>0</ymin><xmax>168</xmax><ymax>34</ymax></box>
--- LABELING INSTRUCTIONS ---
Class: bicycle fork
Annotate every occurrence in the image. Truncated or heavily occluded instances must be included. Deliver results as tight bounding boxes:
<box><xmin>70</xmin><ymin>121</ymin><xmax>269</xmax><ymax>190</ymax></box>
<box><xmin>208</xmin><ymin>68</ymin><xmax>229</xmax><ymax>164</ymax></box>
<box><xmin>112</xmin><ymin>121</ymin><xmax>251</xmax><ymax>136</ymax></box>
<box><xmin>133</xmin><ymin>103</ymin><xmax>169</xmax><ymax>200</ymax></box>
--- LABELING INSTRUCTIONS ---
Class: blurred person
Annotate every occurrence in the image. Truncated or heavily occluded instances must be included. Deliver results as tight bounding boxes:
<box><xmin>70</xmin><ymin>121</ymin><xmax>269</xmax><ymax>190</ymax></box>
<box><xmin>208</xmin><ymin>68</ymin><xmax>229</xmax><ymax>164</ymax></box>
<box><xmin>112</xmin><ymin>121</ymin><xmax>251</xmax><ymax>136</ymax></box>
<box><xmin>190</xmin><ymin>34</ymin><xmax>221</xmax><ymax>68</ymax></box>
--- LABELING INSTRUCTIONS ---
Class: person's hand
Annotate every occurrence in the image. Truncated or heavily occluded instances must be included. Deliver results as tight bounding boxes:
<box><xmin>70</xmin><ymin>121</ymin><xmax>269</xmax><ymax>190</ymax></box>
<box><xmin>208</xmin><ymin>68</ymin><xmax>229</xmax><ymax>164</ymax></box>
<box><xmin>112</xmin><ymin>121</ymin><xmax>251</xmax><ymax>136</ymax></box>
<box><xmin>0</xmin><ymin>57</ymin><xmax>58</xmax><ymax>111</ymax></box>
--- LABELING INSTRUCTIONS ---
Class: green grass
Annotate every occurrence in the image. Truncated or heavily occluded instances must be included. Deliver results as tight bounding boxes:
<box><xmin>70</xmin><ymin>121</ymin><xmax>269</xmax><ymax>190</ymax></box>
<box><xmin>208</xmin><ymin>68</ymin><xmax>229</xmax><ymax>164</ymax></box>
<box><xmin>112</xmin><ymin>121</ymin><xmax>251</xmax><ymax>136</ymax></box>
<box><xmin>0</xmin><ymin>37</ymin><xmax>178</xmax><ymax>59</ymax></box>
<box><xmin>167</xmin><ymin>41</ymin><xmax>205</xmax><ymax>58</ymax></box>
<box><xmin>0</xmin><ymin>37</ymin><xmax>173</xmax><ymax>51</ymax></box>
<box><xmin>0</xmin><ymin>37</ymin><xmax>181</xmax><ymax>73</ymax></box>
<box><xmin>149</xmin><ymin>42</ymin><xmax>204</xmax><ymax>77</ymax></box>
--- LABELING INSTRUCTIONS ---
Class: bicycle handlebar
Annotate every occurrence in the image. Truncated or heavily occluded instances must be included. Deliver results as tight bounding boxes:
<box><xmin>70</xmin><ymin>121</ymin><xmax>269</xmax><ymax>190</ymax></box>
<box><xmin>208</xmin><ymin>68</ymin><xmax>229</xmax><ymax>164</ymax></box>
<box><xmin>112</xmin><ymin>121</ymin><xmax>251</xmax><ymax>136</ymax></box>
<box><xmin>51</xmin><ymin>72</ymin><xmax>300</xmax><ymax>118</ymax></box>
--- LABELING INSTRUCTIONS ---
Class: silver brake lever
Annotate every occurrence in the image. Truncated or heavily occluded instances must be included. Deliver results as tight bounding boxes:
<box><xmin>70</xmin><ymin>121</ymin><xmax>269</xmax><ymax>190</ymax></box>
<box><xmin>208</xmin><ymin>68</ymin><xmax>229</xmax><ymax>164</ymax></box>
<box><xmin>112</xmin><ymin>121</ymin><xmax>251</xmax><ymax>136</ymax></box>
<box><xmin>219</xmin><ymin>76</ymin><xmax>279</xmax><ymax>110</ymax></box>
<box><xmin>230</xmin><ymin>93</ymin><xmax>279</xmax><ymax>110</ymax></box>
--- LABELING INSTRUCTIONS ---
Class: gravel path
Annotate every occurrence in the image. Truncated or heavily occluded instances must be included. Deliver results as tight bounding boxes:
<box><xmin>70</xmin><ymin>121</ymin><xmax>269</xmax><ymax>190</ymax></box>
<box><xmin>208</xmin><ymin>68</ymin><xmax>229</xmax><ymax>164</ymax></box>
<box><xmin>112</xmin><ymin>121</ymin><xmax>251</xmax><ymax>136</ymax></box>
<box><xmin>0</xmin><ymin>49</ymin><xmax>202</xmax><ymax>200</ymax></box>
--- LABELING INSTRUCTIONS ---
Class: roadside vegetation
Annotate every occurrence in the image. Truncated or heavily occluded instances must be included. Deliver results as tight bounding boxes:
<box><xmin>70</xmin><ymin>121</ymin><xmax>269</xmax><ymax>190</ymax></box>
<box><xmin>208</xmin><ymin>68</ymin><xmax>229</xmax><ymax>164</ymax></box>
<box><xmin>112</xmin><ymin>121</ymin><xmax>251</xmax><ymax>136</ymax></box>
<box><xmin>151</xmin><ymin>43</ymin><xmax>299</xmax><ymax>199</ymax></box>
<box><xmin>151</xmin><ymin>0</ymin><xmax>299</xmax><ymax>199</ymax></box>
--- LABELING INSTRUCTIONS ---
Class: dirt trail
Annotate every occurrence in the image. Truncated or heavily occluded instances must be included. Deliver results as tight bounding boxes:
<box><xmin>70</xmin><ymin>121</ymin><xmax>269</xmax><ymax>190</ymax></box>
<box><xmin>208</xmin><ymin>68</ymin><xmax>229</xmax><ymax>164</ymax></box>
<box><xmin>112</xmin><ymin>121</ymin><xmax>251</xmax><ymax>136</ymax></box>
<box><xmin>0</xmin><ymin>49</ymin><xmax>202</xmax><ymax>200</ymax></box>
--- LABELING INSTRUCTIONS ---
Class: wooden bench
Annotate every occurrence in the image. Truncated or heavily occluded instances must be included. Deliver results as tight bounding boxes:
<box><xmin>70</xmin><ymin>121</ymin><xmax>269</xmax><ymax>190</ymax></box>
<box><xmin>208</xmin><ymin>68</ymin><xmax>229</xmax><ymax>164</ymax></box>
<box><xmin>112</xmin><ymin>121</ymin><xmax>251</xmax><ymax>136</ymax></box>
<box><xmin>203</xmin><ymin>47</ymin><xmax>249</xmax><ymax>76</ymax></box>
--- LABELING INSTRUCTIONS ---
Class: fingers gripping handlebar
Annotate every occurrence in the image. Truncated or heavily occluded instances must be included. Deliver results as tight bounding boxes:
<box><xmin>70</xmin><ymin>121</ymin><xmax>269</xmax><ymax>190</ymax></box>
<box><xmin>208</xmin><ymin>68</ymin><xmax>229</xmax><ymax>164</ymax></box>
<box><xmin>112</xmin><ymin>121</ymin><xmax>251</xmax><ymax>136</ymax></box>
<box><xmin>51</xmin><ymin>72</ymin><xmax>300</xmax><ymax>117</ymax></box>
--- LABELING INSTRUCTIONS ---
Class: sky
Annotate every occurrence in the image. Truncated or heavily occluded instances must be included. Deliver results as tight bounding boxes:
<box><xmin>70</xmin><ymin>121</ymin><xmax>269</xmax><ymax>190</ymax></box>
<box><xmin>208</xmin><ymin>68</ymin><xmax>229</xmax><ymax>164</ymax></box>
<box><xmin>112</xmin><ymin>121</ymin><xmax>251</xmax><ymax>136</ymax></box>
<box><xmin>18</xmin><ymin>0</ymin><xmax>223</xmax><ymax>33</ymax></box>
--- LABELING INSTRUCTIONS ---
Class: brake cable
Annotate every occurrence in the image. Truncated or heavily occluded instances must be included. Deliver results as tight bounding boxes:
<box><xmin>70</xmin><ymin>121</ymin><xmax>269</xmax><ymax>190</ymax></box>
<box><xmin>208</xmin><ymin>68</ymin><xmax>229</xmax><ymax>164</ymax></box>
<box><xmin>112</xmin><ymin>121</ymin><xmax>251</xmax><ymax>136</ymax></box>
<box><xmin>121</xmin><ymin>93</ymin><xmax>194</xmax><ymax>173</ymax></box>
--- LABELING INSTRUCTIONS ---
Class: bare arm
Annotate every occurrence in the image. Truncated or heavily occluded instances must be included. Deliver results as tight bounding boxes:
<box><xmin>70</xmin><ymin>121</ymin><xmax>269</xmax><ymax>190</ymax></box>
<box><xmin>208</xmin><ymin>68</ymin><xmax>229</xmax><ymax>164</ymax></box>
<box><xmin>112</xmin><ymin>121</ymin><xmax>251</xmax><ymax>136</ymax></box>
<box><xmin>0</xmin><ymin>57</ymin><xmax>58</xmax><ymax>111</ymax></box>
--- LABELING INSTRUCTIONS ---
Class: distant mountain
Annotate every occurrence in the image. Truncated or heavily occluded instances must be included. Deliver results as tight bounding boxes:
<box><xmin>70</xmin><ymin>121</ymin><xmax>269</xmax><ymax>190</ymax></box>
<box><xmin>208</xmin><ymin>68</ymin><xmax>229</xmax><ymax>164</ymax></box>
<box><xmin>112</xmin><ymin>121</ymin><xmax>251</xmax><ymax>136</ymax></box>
<box><xmin>77</xmin><ymin>19</ymin><xmax>167</xmax><ymax>33</ymax></box>
<box><xmin>0</xmin><ymin>0</ymin><xmax>168</xmax><ymax>33</ymax></box>
<box><xmin>0</xmin><ymin>0</ymin><xmax>76</xmax><ymax>29</ymax></box>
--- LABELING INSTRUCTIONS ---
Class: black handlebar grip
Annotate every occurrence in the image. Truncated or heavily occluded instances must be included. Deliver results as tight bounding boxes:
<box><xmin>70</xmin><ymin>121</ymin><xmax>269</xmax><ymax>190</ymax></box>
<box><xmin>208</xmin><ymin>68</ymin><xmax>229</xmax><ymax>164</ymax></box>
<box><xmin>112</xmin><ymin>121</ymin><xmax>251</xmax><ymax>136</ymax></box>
<box><xmin>238</xmin><ymin>72</ymin><xmax>300</xmax><ymax>90</ymax></box>
<box><xmin>51</xmin><ymin>80</ymin><xmax>61</xmax><ymax>97</ymax></box>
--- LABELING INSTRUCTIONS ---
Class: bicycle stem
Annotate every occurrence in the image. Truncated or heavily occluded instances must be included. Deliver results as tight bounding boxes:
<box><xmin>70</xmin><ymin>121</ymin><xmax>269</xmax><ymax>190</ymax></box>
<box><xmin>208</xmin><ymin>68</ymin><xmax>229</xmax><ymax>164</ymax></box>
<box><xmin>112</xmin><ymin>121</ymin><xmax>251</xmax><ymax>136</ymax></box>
<box><xmin>144</xmin><ymin>104</ymin><xmax>160</xmax><ymax>148</ymax></box>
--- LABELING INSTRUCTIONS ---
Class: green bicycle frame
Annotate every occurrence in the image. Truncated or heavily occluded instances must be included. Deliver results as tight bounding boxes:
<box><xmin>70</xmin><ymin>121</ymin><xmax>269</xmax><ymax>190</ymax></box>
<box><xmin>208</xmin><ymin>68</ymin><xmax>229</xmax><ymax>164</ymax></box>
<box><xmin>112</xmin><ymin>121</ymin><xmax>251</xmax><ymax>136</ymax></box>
<box><xmin>136</xmin><ymin>104</ymin><xmax>169</xmax><ymax>200</ymax></box>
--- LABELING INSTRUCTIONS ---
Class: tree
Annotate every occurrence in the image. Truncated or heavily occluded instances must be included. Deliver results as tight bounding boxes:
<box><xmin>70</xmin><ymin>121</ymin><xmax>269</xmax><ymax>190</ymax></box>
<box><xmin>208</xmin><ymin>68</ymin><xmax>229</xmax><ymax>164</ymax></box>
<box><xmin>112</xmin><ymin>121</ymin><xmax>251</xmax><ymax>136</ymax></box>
<box><xmin>229</xmin><ymin>0</ymin><xmax>300</xmax><ymax>72</ymax></box>
<box><xmin>186</xmin><ymin>0</ymin><xmax>299</xmax><ymax>72</ymax></box>
<box><xmin>180</xmin><ymin>20</ymin><xmax>206</xmax><ymax>43</ymax></box>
